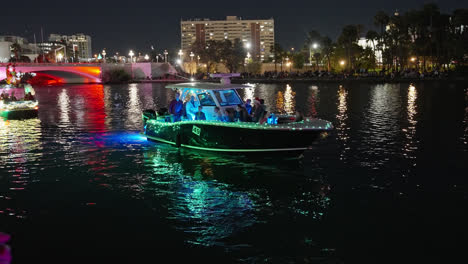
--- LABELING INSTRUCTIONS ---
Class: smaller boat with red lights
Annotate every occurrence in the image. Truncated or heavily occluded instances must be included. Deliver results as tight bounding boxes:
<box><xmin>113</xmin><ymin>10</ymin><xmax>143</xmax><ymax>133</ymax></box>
<box><xmin>142</xmin><ymin>74</ymin><xmax>333</xmax><ymax>152</ymax></box>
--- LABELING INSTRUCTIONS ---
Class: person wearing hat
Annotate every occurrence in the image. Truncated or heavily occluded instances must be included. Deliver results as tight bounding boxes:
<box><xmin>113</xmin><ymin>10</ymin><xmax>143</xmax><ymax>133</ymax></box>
<box><xmin>0</xmin><ymin>232</ymin><xmax>12</xmax><ymax>264</ymax></box>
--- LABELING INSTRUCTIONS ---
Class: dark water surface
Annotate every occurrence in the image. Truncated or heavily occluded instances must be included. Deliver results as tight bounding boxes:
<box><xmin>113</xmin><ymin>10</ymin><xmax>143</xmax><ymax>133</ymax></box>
<box><xmin>1</xmin><ymin>82</ymin><xmax>467</xmax><ymax>263</ymax></box>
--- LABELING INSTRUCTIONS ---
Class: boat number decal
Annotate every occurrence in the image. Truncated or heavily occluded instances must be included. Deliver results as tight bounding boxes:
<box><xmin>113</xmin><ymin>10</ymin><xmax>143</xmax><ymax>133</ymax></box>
<box><xmin>192</xmin><ymin>125</ymin><xmax>201</xmax><ymax>136</ymax></box>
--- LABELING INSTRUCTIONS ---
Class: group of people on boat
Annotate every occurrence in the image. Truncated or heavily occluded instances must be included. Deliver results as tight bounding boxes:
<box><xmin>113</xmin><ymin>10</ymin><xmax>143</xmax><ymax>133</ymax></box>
<box><xmin>0</xmin><ymin>92</ymin><xmax>35</xmax><ymax>102</ymax></box>
<box><xmin>167</xmin><ymin>92</ymin><xmax>275</xmax><ymax>124</ymax></box>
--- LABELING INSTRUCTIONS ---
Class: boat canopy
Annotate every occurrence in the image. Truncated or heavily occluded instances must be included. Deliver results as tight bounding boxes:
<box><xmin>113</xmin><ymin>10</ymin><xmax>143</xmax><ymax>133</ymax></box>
<box><xmin>165</xmin><ymin>82</ymin><xmax>252</xmax><ymax>91</ymax></box>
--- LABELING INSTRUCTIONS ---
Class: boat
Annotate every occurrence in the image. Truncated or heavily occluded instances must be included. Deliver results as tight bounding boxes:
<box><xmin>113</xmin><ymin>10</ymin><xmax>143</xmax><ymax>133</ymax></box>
<box><xmin>142</xmin><ymin>74</ymin><xmax>333</xmax><ymax>152</ymax></box>
<box><xmin>0</xmin><ymin>85</ymin><xmax>38</xmax><ymax>119</ymax></box>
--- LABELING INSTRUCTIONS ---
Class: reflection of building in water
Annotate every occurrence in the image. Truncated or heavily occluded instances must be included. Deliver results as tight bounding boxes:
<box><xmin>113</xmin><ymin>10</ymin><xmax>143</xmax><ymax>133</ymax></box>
<box><xmin>58</xmin><ymin>88</ymin><xmax>70</xmax><ymax>124</ymax></box>
<box><xmin>125</xmin><ymin>84</ymin><xmax>142</xmax><ymax>130</ymax></box>
<box><xmin>56</xmin><ymin>85</ymin><xmax>106</xmax><ymax>133</ymax></box>
<box><xmin>242</xmin><ymin>86</ymin><xmax>255</xmax><ymax>103</ymax></box>
<box><xmin>141</xmin><ymin>83</ymin><xmax>154</xmax><ymax>110</ymax></box>
<box><xmin>361</xmin><ymin>84</ymin><xmax>401</xmax><ymax>168</ymax></box>
<box><xmin>275</xmin><ymin>91</ymin><xmax>284</xmax><ymax>113</ymax></box>
<box><xmin>0</xmin><ymin>119</ymin><xmax>43</xmax><ymax>219</ymax></box>
<box><xmin>284</xmin><ymin>84</ymin><xmax>295</xmax><ymax>115</ymax></box>
<box><xmin>256</xmin><ymin>84</ymin><xmax>276</xmax><ymax>112</ymax></box>
<box><xmin>307</xmin><ymin>85</ymin><xmax>319</xmax><ymax>117</ymax></box>
<box><xmin>402</xmin><ymin>84</ymin><xmax>418</xmax><ymax>168</ymax></box>
<box><xmin>336</xmin><ymin>85</ymin><xmax>349</xmax><ymax>161</ymax></box>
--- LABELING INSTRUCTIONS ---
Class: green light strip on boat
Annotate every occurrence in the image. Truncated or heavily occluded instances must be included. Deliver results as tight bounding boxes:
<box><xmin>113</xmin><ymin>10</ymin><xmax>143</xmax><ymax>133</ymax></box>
<box><xmin>144</xmin><ymin>134</ymin><xmax>307</xmax><ymax>152</ymax></box>
<box><xmin>147</xmin><ymin>119</ymin><xmax>332</xmax><ymax>131</ymax></box>
<box><xmin>145</xmin><ymin>135</ymin><xmax>176</xmax><ymax>145</ymax></box>
<box><xmin>180</xmin><ymin>144</ymin><xmax>307</xmax><ymax>152</ymax></box>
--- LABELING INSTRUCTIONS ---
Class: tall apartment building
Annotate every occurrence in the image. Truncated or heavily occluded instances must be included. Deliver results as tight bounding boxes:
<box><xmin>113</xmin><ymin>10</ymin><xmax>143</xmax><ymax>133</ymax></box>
<box><xmin>49</xmin><ymin>33</ymin><xmax>92</xmax><ymax>59</ymax></box>
<box><xmin>181</xmin><ymin>16</ymin><xmax>274</xmax><ymax>61</ymax></box>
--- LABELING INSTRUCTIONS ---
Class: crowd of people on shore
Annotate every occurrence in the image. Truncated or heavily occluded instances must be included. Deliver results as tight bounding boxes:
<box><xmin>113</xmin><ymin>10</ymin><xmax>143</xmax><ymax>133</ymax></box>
<box><xmin>0</xmin><ymin>92</ymin><xmax>35</xmax><ymax>102</ymax></box>
<box><xmin>182</xmin><ymin>68</ymin><xmax>454</xmax><ymax>82</ymax></box>
<box><xmin>237</xmin><ymin>68</ymin><xmax>453</xmax><ymax>80</ymax></box>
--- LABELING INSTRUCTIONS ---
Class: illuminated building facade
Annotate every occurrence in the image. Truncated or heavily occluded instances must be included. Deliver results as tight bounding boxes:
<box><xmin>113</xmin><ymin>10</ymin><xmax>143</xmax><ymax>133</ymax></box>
<box><xmin>181</xmin><ymin>16</ymin><xmax>275</xmax><ymax>61</ymax></box>
<box><xmin>49</xmin><ymin>33</ymin><xmax>92</xmax><ymax>59</ymax></box>
<box><xmin>0</xmin><ymin>35</ymin><xmax>39</xmax><ymax>62</ymax></box>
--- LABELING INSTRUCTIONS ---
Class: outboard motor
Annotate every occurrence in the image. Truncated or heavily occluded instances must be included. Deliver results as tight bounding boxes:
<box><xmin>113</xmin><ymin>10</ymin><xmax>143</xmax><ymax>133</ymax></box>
<box><xmin>142</xmin><ymin>109</ymin><xmax>157</xmax><ymax>126</ymax></box>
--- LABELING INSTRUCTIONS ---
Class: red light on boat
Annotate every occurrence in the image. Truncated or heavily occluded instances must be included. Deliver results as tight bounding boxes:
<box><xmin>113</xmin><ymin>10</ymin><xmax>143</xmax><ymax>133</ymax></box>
<box><xmin>34</xmin><ymin>106</ymin><xmax>39</xmax><ymax>110</ymax></box>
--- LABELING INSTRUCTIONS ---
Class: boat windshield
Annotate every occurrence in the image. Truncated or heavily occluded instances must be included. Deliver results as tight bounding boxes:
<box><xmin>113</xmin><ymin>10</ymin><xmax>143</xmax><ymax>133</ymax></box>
<box><xmin>197</xmin><ymin>92</ymin><xmax>216</xmax><ymax>106</ymax></box>
<box><xmin>213</xmin><ymin>89</ymin><xmax>242</xmax><ymax>106</ymax></box>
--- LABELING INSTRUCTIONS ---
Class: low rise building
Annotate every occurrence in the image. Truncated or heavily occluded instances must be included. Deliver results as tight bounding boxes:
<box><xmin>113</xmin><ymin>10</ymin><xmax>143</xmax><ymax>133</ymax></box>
<box><xmin>48</xmin><ymin>33</ymin><xmax>92</xmax><ymax>59</ymax></box>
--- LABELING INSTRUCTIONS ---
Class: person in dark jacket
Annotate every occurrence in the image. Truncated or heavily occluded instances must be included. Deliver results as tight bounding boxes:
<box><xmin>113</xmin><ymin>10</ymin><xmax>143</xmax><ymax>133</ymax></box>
<box><xmin>168</xmin><ymin>92</ymin><xmax>184</xmax><ymax>122</ymax></box>
<box><xmin>195</xmin><ymin>106</ymin><xmax>206</xmax><ymax>120</ymax></box>
<box><xmin>235</xmin><ymin>104</ymin><xmax>249</xmax><ymax>122</ymax></box>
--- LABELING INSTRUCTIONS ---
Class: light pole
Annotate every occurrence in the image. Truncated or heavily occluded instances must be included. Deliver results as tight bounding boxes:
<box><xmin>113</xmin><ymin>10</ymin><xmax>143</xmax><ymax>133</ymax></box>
<box><xmin>102</xmin><ymin>49</ymin><xmax>106</xmax><ymax>63</ymax></box>
<box><xmin>157</xmin><ymin>54</ymin><xmax>161</xmax><ymax>63</ymax></box>
<box><xmin>178</xmin><ymin>49</ymin><xmax>183</xmax><ymax>62</ymax></box>
<box><xmin>144</xmin><ymin>54</ymin><xmax>149</xmax><ymax>61</ymax></box>
<box><xmin>57</xmin><ymin>53</ymin><xmax>63</xmax><ymax>63</ymax></box>
<box><xmin>164</xmin><ymin>50</ymin><xmax>168</xmax><ymax>63</ymax></box>
<box><xmin>197</xmin><ymin>55</ymin><xmax>200</xmax><ymax>65</ymax></box>
<box><xmin>129</xmin><ymin>50</ymin><xmax>134</xmax><ymax>63</ymax></box>
<box><xmin>339</xmin><ymin>60</ymin><xmax>345</xmax><ymax>72</ymax></box>
<box><xmin>190</xmin><ymin>51</ymin><xmax>194</xmax><ymax>61</ymax></box>
<box><xmin>72</xmin><ymin>44</ymin><xmax>77</xmax><ymax>62</ymax></box>
<box><xmin>55</xmin><ymin>45</ymin><xmax>66</xmax><ymax>63</ymax></box>
<box><xmin>309</xmin><ymin>43</ymin><xmax>318</xmax><ymax>66</ymax></box>
<box><xmin>410</xmin><ymin>57</ymin><xmax>417</xmax><ymax>69</ymax></box>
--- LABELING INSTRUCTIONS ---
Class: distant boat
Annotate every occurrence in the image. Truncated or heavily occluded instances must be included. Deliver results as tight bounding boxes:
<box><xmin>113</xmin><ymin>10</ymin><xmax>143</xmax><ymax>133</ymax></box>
<box><xmin>142</xmin><ymin>74</ymin><xmax>333</xmax><ymax>152</ymax></box>
<box><xmin>0</xmin><ymin>85</ymin><xmax>38</xmax><ymax>119</ymax></box>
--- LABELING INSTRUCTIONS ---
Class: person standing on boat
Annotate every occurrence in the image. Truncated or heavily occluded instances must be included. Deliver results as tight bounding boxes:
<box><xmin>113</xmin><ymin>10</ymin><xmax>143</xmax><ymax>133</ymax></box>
<box><xmin>245</xmin><ymin>99</ymin><xmax>252</xmax><ymax>115</ymax></box>
<box><xmin>252</xmin><ymin>99</ymin><xmax>265</xmax><ymax>123</ymax></box>
<box><xmin>214</xmin><ymin>106</ymin><xmax>227</xmax><ymax>121</ymax></box>
<box><xmin>185</xmin><ymin>95</ymin><xmax>198</xmax><ymax>120</ymax></box>
<box><xmin>168</xmin><ymin>92</ymin><xmax>184</xmax><ymax>122</ymax></box>
<box><xmin>195</xmin><ymin>106</ymin><xmax>206</xmax><ymax>120</ymax></box>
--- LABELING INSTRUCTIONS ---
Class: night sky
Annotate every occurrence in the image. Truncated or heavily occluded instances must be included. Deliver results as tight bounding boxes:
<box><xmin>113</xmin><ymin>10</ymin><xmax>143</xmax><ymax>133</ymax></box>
<box><xmin>3</xmin><ymin>0</ymin><xmax>465</xmax><ymax>57</ymax></box>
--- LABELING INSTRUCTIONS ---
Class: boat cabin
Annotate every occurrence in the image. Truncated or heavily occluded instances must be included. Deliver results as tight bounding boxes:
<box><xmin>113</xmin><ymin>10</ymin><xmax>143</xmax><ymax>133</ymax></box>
<box><xmin>165</xmin><ymin>75</ymin><xmax>251</xmax><ymax>121</ymax></box>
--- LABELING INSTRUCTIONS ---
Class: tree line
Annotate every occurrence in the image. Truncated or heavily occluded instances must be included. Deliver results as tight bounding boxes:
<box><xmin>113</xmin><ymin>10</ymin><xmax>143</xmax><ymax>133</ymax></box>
<box><xmin>188</xmin><ymin>3</ymin><xmax>467</xmax><ymax>73</ymax></box>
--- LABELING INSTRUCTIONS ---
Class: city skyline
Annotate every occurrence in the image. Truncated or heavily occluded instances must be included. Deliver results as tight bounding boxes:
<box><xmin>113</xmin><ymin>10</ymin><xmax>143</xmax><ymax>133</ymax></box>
<box><xmin>1</xmin><ymin>0</ymin><xmax>466</xmax><ymax>56</ymax></box>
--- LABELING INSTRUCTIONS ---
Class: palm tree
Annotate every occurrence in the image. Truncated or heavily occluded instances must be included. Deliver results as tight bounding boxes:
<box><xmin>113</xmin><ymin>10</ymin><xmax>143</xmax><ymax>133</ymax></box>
<box><xmin>271</xmin><ymin>43</ymin><xmax>284</xmax><ymax>73</ymax></box>
<box><xmin>374</xmin><ymin>11</ymin><xmax>390</xmax><ymax>36</ymax></box>
<box><xmin>365</xmin><ymin>30</ymin><xmax>379</xmax><ymax>51</ymax></box>
<box><xmin>321</xmin><ymin>36</ymin><xmax>334</xmax><ymax>72</ymax></box>
<box><xmin>10</xmin><ymin>43</ymin><xmax>22</xmax><ymax>61</ymax></box>
<box><xmin>338</xmin><ymin>25</ymin><xmax>359</xmax><ymax>70</ymax></box>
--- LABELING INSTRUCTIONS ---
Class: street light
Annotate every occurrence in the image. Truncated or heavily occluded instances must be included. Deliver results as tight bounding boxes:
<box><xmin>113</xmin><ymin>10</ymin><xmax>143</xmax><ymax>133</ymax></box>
<box><xmin>310</xmin><ymin>43</ymin><xmax>319</xmax><ymax>66</ymax></box>
<box><xmin>102</xmin><ymin>49</ymin><xmax>106</xmax><ymax>63</ymax></box>
<box><xmin>178</xmin><ymin>49</ymin><xmax>183</xmax><ymax>62</ymax></box>
<box><xmin>176</xmin><ymin>59</ymin><xmax>182</xmax><ymax>65</ymax></box>
<box><xmin>129</xmin><ymin>50</ymin><xmax>134</xmax><ymax>63</ymax></box>
<box><xmin>244</xmin><ymin>42</ymin><xmax>251</xmax><ymax>49</ymax></box>
<box><xmin>190</xmin><ymin>52</ymin><xmax>194</xmax><ymax>61</ymax></box>
<box><xmin>164</xmin><ymin>50</ymin><xmax>168</xmax><ymax>63</ymax></box>
<box><xmin>340</xmin><ymin>60</ymin><xmax>345</xmax><ymax>66</ymax></box>
<box><xmin>57</xmin><ymin>53</ymin><xmax>63</xmax><ymax>63</ymax></box>
<box><xmin>144</xmin><ymin>54</ymin><xmax>149</xmax><ymax>61</ymax></box>
<box><xmin>197</xmin><ymin>55</ymin><xmax>200</xmax><ymax>65</ymax></box>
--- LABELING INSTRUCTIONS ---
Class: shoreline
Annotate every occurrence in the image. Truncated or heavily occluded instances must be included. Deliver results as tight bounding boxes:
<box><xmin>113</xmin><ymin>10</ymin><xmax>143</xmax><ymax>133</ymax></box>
<box><xmin>100</xmin><ymin>77</ymin><xmax>468</xmax><ymax>85</ymax></box>
<box><xmin>230</xmin><ymin>77</ymin><xmax>468</xmax><ymax>84</ymax></box>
